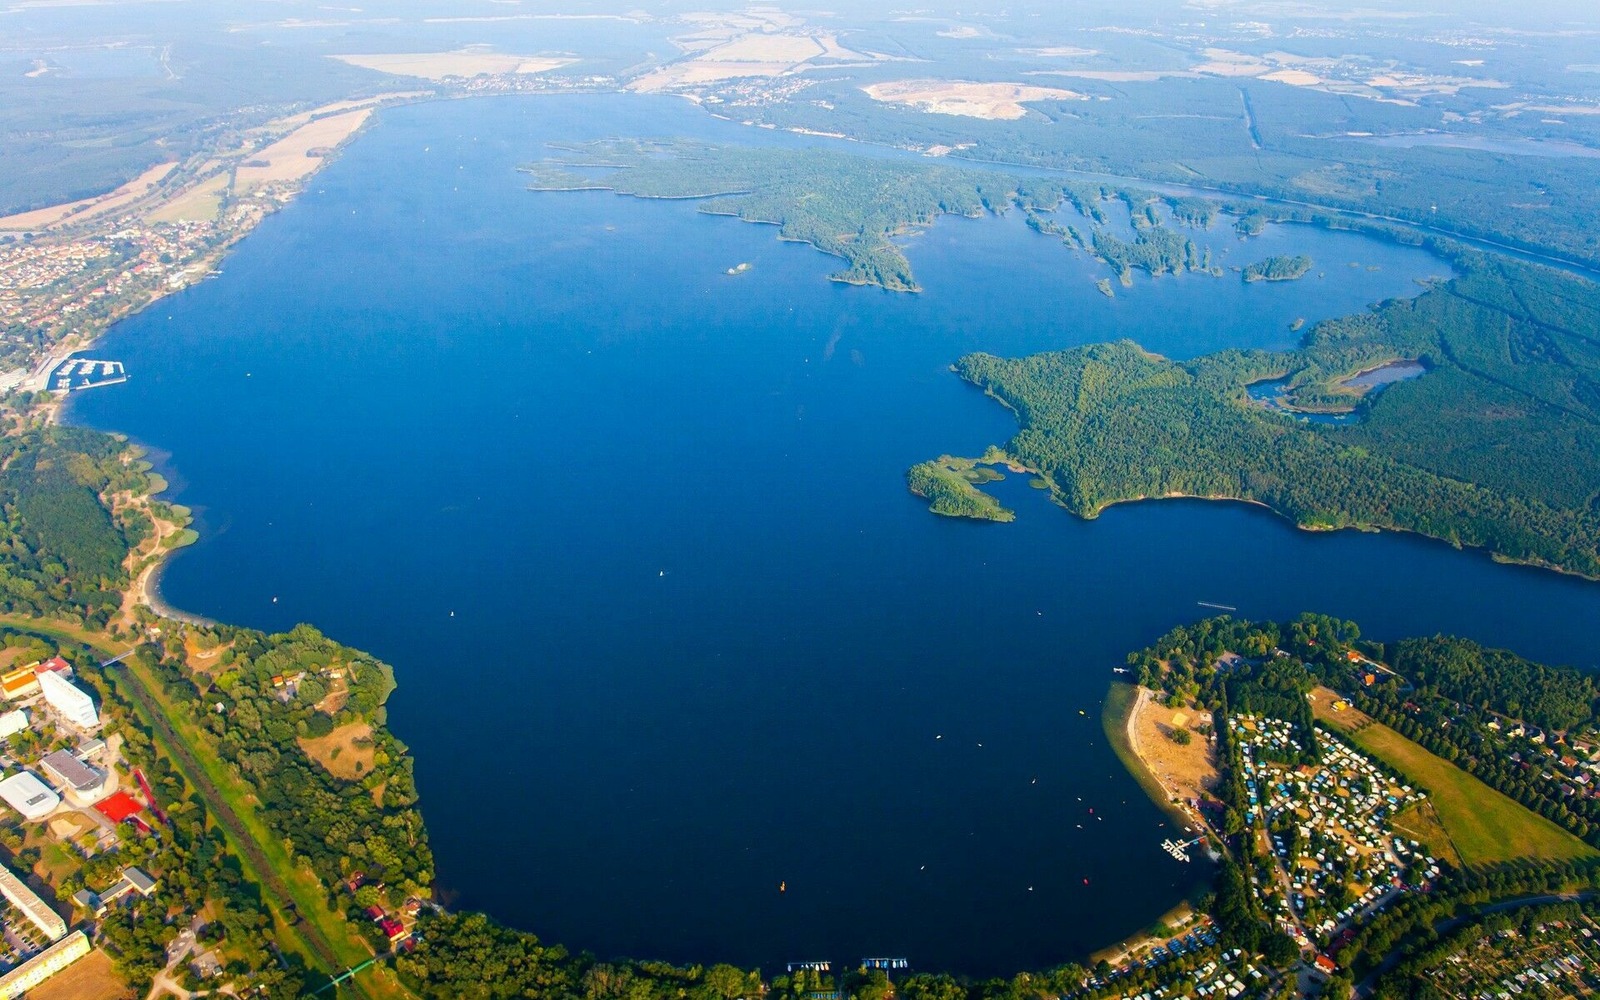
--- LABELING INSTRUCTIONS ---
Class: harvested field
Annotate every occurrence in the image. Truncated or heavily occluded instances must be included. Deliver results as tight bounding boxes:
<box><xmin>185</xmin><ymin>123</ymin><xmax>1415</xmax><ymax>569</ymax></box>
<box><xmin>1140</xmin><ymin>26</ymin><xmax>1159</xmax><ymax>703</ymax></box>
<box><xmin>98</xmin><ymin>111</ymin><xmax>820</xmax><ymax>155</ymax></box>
<box><xmin>278</xmin><ymin>92</ymin><xmax>429</xmax><ymax>127</ymax></box>
<box><xmin>332</xmin><ymin>50</ymin><xmax>574</xmax><ymax>80</ymax></box>
<box><xmin>1263</xmin><ymin>69</ymin><xmax>1323</xmax><ymax>86</ymax></box>
<box><xmin>146</xmin><ymin>172</ymin><xmax>229</xmax><ymax>223</ymax></box>
<box><xmin>27</xmin><ymin>948</ymin><xmax>131</xmax><ymax>1000</ymax></box>
<box><xmin>631</xmin><ymin>26</ymin><xmax>884</xmax><ymax>92</ymax></box>
<box><xmin>862</xmin><ymin>79</ymin><xmax>1084</xmax><ymax>119</ymax></box>
<box><xmin>300</xmin><ymin>721</ymin><xmax>374</xmax><ymax>780</ymax></box>
<box><xmin>0</xmin><ymin>160</ymin><xmax>176</xmax><ymax>231</ymax></box>
<box><xmin>235</xmin><ymin>109</ymin><xmax>373</xmax><ymax>189</ymax></box>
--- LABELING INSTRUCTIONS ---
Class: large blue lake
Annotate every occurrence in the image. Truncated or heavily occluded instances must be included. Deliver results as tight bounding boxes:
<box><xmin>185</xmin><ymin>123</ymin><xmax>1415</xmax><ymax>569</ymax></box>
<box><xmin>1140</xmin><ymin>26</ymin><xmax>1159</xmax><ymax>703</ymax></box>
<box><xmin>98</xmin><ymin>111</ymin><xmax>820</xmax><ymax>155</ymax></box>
<box><xmin>69</xmin><ymin>95</ymin><xmax>1600</xmax><ymax>976</ymax></box>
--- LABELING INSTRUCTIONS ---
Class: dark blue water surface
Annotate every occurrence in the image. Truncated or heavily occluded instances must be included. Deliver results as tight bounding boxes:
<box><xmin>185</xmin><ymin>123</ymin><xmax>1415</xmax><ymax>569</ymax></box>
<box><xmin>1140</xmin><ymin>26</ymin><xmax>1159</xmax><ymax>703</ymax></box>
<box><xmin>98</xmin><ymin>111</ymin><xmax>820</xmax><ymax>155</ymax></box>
<box><xmin>68</xmin><ymin>95</ymin><xmax>1600</xmax><ymax>976</ymax></box>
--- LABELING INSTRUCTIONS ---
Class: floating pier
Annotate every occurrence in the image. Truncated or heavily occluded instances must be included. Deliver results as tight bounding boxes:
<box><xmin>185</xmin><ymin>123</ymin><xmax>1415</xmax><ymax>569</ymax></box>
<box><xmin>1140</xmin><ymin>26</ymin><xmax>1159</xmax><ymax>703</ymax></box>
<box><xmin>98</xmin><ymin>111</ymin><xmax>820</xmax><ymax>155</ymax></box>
<box><xmin>1160</xmin><ymin>836</ymin><xmax>1206</xmax><ymax>863</ymax></box>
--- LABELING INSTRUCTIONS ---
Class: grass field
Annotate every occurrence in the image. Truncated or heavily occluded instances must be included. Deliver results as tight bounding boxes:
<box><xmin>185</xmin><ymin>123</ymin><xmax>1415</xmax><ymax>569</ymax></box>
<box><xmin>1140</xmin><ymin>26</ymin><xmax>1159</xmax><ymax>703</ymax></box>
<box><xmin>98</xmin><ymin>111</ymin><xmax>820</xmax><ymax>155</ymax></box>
<box><xmin>1312</xmin><ymin>689</ymin><xmax>1596</xmax><ymax>867</ymax></box>
<box><xmin>1388</xmin><ymin>800</ymin><xmax>1461</xmax><ymax>868</ymax></box>
<box><xmin>300</xmin><ymin>721</ymin><xmax>374</xmax><ymax>780</ymax></box>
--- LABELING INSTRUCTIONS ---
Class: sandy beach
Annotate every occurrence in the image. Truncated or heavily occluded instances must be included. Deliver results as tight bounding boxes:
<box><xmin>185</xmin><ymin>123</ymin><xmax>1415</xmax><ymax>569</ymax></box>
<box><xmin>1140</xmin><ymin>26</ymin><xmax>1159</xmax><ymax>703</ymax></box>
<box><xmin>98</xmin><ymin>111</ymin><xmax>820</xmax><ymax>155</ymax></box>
<box><xmin>1125</xmin><ymin>685</ymin><xmax>1221</xmax><ymax>817</ymax></box>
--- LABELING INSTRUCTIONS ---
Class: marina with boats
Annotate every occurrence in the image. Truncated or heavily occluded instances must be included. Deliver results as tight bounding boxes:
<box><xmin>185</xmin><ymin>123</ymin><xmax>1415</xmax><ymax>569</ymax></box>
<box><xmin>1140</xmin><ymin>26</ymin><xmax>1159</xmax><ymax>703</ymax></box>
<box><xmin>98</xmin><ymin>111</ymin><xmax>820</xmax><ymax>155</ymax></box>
<box><xmin>48</xmin><ymin>357</ymin><xmax>126</xmax><ymax>395</ymax></box>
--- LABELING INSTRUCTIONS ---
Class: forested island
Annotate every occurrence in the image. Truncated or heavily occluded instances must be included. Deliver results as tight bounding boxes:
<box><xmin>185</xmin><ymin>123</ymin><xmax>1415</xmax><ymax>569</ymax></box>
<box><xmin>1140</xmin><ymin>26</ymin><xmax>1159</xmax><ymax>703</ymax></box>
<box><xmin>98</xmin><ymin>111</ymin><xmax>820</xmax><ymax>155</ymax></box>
<box><xmin>910</xmin><ymin>249</ymin><xmax>1600</xmax><ymax>580</ymax></box>
<box><xmin>1242</xmin><ymin>255</ymin><xmax>1312</xmax><ymax>283</ymax></box>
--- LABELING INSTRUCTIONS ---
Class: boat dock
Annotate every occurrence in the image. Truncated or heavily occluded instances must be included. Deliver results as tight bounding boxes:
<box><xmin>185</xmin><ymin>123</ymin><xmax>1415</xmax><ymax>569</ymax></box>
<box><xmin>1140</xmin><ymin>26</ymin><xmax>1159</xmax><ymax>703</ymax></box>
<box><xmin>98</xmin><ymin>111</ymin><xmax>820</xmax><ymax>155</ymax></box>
<box><xmin>48</xmin><ymin>358</ymin><xmax>127</xmax><ymax>395</ymax></box>
<box><xmin>1160</xmin><ymin>836</ymin><xmax>1206</xmax><ymax>863</ymax></box>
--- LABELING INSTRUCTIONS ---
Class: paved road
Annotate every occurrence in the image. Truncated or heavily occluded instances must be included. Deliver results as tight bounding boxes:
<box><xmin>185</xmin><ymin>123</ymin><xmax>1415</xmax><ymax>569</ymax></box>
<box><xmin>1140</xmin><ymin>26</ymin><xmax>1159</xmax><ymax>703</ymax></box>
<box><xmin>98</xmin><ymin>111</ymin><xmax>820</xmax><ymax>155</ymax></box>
<box><xmin>148</xmin><ymin>922</ymin><xmax>198</xmax><ymax>1000</ymax></box>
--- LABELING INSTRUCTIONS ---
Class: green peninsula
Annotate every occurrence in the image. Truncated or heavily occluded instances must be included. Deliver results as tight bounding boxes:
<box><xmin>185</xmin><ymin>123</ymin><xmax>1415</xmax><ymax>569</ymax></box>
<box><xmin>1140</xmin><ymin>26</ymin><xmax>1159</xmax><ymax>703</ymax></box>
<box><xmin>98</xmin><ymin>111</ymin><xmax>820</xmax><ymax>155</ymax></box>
<box><xmin>523</xmin><ymin>139</ymin><xmax>1015</xmax><ymax>290</ymax></box>
<box><xmin>913</xmin><ymin>251</ymin><xmax>1600</xmax><ymax>578</ymax></box>
<box><xmin>525</xmin><ymin>141</ymin><xmax>1248</xmax><ymax>293</ymax></box>
<box><xmin>907</xmin><ymin>451</ymin><xmax>1017</xmax><ymax>522</ymax></box>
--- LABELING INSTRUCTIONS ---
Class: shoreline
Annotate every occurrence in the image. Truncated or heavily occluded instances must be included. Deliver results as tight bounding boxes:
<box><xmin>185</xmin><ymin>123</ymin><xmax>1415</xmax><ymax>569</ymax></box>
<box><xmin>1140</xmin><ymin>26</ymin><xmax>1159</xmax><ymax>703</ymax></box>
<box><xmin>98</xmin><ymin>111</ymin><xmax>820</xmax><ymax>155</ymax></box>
<box><xmin>19</xmin><ymin>91</ymin><xmax>415</xmax><ymax>394</ymax></box>
<box><xmin>1074</xmin><ymin>490</ymin><xmax>1598</xmax><ymax>583</ymax></box>
<box><xmin>131</xmin><ymin>539</ymin><xmax>214</xmax><ymax>629</ymax></box>
<box><xmin>1094</xmin><ymin>683</ymin><xmax>1216</xmax><ymax>968</ymax></box>
<box><xmin>36</xmin><ymin>98</ymin><xmax>416</xmax><ymax>627</ymax></box>
<box><xmin>1101</xmin><ymin>683</ymin><xmax>1198</xmax><ymax>829</ymax></box>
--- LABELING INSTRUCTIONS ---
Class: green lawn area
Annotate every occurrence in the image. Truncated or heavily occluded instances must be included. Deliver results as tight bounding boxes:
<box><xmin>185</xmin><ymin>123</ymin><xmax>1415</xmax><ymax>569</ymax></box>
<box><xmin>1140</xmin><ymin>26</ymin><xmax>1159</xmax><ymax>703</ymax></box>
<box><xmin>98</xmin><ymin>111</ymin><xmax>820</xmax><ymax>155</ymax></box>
<box><xmin>1314</xmin><ymin>691</ymin><xmax>1596</xmax><ymax>867</ymax></box>
<box><xmin>1388</xmin><ymin>801</ymin><xmax>1461</xmax><ymax>868</ymax></box>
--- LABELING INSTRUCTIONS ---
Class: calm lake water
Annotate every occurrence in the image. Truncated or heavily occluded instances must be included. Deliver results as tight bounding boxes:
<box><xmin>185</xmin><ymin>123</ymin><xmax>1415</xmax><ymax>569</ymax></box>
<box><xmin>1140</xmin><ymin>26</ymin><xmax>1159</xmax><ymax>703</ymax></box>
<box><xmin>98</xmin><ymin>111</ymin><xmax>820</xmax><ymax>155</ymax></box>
<box><xmin>69</xmin><ymin>95</ymin><xmax>1600</xmax><ymax>976</ymax></box>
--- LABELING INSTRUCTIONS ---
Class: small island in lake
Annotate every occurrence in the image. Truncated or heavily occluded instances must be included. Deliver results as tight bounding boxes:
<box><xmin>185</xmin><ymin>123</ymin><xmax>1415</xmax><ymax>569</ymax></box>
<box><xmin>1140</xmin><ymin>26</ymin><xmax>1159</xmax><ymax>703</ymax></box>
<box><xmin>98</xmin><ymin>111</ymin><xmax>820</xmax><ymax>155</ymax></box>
<box><xmin>906</xmin><ymin>448</ymin><xmax>1018</xmax><ymax>522</ymax></box>
<box><xmin>726</xmin><ymin>262</ymin><xmax>752</xmax><ymax>275</ymax></box>
<box><xmin>1242</xmin><ymin>254</ymin><xmax>1313</xmax><ymax>282</ymax></box>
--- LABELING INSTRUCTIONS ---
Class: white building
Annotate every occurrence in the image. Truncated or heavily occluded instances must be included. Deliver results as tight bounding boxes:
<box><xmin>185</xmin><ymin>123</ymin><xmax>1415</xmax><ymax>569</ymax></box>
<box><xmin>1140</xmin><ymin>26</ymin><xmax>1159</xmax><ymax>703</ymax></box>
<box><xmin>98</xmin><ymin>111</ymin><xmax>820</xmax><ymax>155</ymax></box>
<box><xmin>0</xmin><ymin>771</ymin><xmax>60</xmax><ymax>820</ymax></box>
<box><xmin>38</xmin><ymin>670</ymin><xmax>98</xmax><ymax>730</ymax></box>
<box><xmin>0</xmin><ymin>931</ymin><xmax>89</xmax><ymax>998</ymax></box>
<box><xmin>0</xmin><ymin>709</ymin><xmax>25</xmax><ymax>741</ymax></box>
<box><xmin>0</xmin><ymin>861</ymin><xmax>67</xmax><ymax>941</ymax></box>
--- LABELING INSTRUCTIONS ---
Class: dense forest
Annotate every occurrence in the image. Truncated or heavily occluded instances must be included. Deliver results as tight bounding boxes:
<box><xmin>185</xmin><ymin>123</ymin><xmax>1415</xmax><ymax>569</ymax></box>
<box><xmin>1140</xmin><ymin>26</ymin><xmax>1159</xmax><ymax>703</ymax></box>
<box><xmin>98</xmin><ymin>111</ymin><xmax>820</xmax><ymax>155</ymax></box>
<box><xmin>1392</xmin><ymin>636</ymin><xmax>1600</xmax><ymax>733</ymax></box>
<box><xmin>746</xmin><ymin>75</ymin><xmax>1600</xmax><ymax>273</ymax></box>
<box><xmin>913</xmin><ymin>250</ymin><xmax>1600</xmax><ymax>578</ymax></box>
<box><xmin>0</xmin><ymin>419</ymin><xmax>149</xmax><ymax>625</ymax></box>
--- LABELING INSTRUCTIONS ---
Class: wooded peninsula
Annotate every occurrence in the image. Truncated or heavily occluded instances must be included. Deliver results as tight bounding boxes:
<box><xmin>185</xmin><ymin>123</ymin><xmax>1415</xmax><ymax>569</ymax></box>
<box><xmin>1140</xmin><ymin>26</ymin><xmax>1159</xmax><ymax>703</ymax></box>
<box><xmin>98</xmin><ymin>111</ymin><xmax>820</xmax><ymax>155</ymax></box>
<box><xmin>911</xmin><ymin>248</ymin><xmax>1600</xmax><ymax>580</ymax></box>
